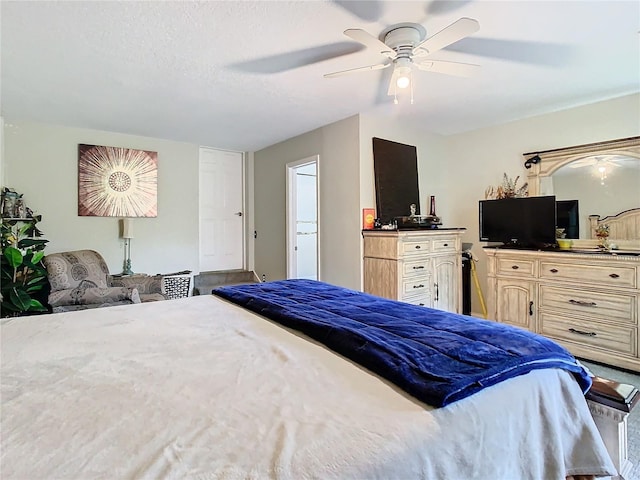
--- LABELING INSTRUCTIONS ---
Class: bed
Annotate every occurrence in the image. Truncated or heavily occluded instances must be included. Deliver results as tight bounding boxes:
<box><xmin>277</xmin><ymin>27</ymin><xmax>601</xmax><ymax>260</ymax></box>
<box><xmin>1</xmin><ymin>279</ymin><xmax>616</xmax><ymax>479</ymax></box>
<box><xmin>588</xmin><ymin>207</ymin><xmax>640</xmax><ymax>249</ymax></box>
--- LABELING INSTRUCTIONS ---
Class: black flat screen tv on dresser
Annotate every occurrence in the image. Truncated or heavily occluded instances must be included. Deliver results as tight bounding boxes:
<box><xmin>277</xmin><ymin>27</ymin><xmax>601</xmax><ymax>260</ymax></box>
<box><xmin>479</xmin><ymin>196</ymin><xmax>557</xmax><ymax>248</ymax></box>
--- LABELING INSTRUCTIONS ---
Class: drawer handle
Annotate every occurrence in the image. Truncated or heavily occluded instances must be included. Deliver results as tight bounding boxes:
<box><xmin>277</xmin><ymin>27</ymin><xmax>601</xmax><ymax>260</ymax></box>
<box><xmin>413</xmin><ymin>284</ymin><xmax>425</xmax><ymax>289</ymax></box>
<box><xmin>415</xmin><ymin>245</ymin><xmax>421</xmax><ymax>250</ymax></box>
<box><xmin>569</xmin><ymin>299</ymin><xmax>597</xmax><ymax>307</ymax></box>
<box><xmin>549</xmin><ymin>268</ymin><xmax>558</xmax><ymax>273</ymax></box>
<box><xmin>443</xmin><ymin>243</ymin><xmax>448</xmax><ymax>247</ymax></box>
<box><xmin>435</xmin><ymin>283</ymin><xmax>439</xmax><ymax>301</ymax></box>
<box><xmin>609</xmin><ymin>273</ymin><xmax>620</xmax><ymax>278</ymax></box>
<box><xmin>419</xmin><ymin>303</ymin><xmax>425</xmax><ymax>307</ymax></box>
<box><xmin>511</xmin><ymin>265</ymin><xmax>519</xmax><ymax>270</ymax></box>
<box><xmin>412</xmin><ymin>266</ymin><xmax>425</xmax><ymax>270</ymax></box>
<box><xmin>568</xmin><ymin>327</ymin><xmax>597</xmax><ymax>337</ymax></box>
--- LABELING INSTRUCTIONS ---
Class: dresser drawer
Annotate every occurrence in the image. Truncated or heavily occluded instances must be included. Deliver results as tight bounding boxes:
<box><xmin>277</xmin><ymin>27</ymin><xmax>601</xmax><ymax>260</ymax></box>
<box><xmin>401</xmin><ymin>240</ymin><xmax>431</xmax><ymax>256</ymax></box>
<box><xmin>540</xmin><ymin>312</ymin><xmax>636</xmax><ymax>356</ymax></box>
<box><xmin>497</xmin><ymin>258</ymin><xmax>536</xmax><ymax>277</ymax></box>
<box><xmin>432</xmin><ymin>238</ymin><xmax>457</xmax><ymax>253</ymax></box>
<box><xmin>402</xmin><ymin>294</ymin><xmax>432</xmax><ymax>307</ymax></box>
<box><xmin>539</xmin><ymin>261</ymin><xmax>636</xmax><ymax>288</ymax></box>
<box><xmin>539</xmin><ymin>285</ymin><xmax>636</xmax><ymax>325</ymax></box>
<box><xmin>401</xmin><ymin>277</ymin><xmax>430</xmax><ymax>297</ymax></box>
<box><xmin>402</xmin><ymin>259</ymin><xmax>431</xmax><ymax>278</ymax></box>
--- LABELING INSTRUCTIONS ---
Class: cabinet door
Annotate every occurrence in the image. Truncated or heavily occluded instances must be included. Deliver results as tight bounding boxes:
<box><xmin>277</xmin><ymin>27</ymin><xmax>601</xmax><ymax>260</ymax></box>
<box><xmin>496</xmin><ymin>279</ymin><xmax>536</xmax><ymax>331</ymax></box>
<box><xmin>432</xmin><ymin>255</ymin><xmax>459</xmax><ymax>313</ymax></box>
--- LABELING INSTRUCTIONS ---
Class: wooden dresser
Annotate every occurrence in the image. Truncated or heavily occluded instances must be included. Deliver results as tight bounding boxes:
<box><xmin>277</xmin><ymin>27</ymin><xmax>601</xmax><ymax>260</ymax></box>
<box><xmin>485</xmin><ymin>247</ymin><xmax>640</xmax><ymax>371</ymax></box>
<box><xmin>362</xmin><ymin>229</ymin><xmax>465</xmax><ymax>313</ymax></box>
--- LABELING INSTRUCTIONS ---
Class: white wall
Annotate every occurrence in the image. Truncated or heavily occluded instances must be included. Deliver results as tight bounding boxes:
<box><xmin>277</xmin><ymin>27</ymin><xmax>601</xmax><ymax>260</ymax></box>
<box><xmin>253</xmin><ymin>115</ymin><xmax>361</xmax><ymax>289</ymax></box>
<box><xmin>3</xmin><ymin>121</ymin><xmax>201</xmax><ymax>275</ymax></box>
<box><xmin>443</xmin><ymin>93</ymin><xmax>640</xmax><ymax>316</ymax></box>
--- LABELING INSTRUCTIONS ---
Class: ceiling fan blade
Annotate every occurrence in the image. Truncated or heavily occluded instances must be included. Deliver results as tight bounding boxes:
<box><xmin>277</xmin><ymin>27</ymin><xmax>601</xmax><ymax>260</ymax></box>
<box><xmin>324</xmin><ymin>61</ymin><xmax>391</xmax><ymax>78</ymax></box>
<box><xmin>568</xmin><ymin>159</ymin><xmax>595</xmax><ymax>168</ymax></box>
<box><xmin>333</xmin><ymin>0</ymin><xmax>383</xmax><ymax>22</ymax></box>
<box><xmin>416</xmin><ymin>17</ymin><xmax>480</xmax><ymax>55</ymax></box>
<box><xmin>230</xmin><ymin>43</ymin><xmax>365</xmax><ymax>73</ymax></box>
<box><xmin>425</xmin><ymin>0</ymin><xmax>474</xmax><ymax>17</ymax></box>
<box><xmin>414</xmin><ymin>59</ymin><xmax>480</xmax><ymax>77</ymax></box>
<box><xmin>444</xmin><ymin>38</ymin><xmax>577</xmax><ymax>67</ymax></box>
<box><xmin>387</xmin><ymin>68</ymin><xmax>400</xmax><ymax>96</ymax></box>
<box><xmin>344</xmin><ymin>29</ymin><xmax>394</xmax><ymax>57</ymax></box>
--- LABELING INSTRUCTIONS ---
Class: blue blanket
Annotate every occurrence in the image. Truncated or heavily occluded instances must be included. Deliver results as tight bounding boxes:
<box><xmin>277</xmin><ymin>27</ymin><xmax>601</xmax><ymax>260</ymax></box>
<box><xmin>213</xmin><ymin>279</ymin><xmax>591</xmax><ymax>407</ymax></box>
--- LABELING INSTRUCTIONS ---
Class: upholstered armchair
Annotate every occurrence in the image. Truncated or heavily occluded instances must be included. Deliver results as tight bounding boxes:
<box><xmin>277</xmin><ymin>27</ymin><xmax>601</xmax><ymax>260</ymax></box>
<box><xmin>43</xmin><ymin>250</ymin><xmax>143</xmax><ymax>313</ymax></box>
<box><xmin>109</xmin><ymin>274</ymin><xmax>167</xmax><ymax>302</ymax></box>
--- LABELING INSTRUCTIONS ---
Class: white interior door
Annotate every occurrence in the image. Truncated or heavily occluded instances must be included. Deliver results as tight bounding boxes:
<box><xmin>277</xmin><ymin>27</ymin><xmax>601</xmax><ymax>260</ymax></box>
<box><xmin>199</xmin><ymin>147</ymin><xmax>244</xmax><ymax>272</ymax></box>
<box><xmin>287</xmin><ymin>156</ymin><xmax>319</xmax><ymax>280</ymax></box>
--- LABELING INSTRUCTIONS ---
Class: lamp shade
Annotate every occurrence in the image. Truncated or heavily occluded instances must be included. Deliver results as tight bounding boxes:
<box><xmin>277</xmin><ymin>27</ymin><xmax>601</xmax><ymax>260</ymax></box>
<box><xmin>122</xmin><ymin>218</ymin><xmax>134</xmax><ymax>239</ymax></box>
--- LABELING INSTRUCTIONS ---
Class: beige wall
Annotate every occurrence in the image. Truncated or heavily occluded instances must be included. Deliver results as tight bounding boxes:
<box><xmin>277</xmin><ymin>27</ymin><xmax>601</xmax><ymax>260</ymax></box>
<box><xmin>443</xmin><ymin>93</ymin><xmax>640</xmax><ymax>316</ymax></box>
<box><xmin>252</xmin><ymin>112</ymin><xmax>449</xmax><ymax>291</ymax></box>
<box><xmin>253</xmin><ymin>115</ymin><xmax>361</xmax><ymax>289</ymax></box>
<box><xmin>3</xmin><ymin>121</ymin><xmax>201</xmax><ymax>275</ymax></box>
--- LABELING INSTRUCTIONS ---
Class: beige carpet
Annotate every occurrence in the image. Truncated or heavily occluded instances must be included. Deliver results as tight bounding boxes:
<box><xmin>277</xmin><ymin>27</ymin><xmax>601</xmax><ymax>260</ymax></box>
<box><xmin>580</xmin><ymin>359</ymin><xmax>640</xmax><ymax>480</ymax></box>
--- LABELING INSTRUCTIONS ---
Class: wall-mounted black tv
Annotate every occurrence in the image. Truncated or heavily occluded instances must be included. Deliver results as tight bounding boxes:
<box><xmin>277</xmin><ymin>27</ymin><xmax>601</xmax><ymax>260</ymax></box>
<box><xmin>479</xmin><ymin>196</ymin><xmax>557</xmax><ymax>248</ymax></box>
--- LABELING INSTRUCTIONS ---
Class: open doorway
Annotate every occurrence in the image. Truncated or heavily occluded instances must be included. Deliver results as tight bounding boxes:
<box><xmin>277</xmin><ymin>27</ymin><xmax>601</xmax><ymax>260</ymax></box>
<box><xmin>286</xmin><ymin>156</ymin><xmax>319</xmax><ymax>280</ymax></box>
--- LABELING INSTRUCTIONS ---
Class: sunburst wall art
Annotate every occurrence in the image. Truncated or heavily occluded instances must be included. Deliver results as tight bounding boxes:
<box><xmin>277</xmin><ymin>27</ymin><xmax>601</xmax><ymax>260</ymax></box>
<box><xmin>78</xmin><ymin>144</ymin><xmax>158</xmax><ymax>217</ymax></box>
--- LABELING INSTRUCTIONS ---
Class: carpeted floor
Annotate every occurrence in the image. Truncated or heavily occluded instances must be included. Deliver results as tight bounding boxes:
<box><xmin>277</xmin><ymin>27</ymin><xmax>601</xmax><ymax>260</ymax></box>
<box><xmin>580</xmin><ymin>359</ymin><xmax>640</xmax><ymax>480</ymax></box>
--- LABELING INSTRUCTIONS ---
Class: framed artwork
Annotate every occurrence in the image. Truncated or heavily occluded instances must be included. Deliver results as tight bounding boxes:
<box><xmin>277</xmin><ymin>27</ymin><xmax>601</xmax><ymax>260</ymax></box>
<box><xmin>78</xmin><ymin>144</ymin><xmax>158</xmax><ymax>217</ymax></box>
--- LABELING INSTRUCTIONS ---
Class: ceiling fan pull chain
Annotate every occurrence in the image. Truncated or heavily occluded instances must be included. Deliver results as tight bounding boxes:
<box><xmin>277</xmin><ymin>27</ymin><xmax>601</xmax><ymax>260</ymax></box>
<box><xmin>410</xmin><ymin>69</ymin><xmax>414</xmax><ymax>105</ymax></box>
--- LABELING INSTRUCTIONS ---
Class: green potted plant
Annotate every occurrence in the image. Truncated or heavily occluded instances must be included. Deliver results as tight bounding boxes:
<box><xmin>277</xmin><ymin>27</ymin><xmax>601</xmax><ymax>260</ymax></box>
<box><xmin>1</xmin><ymin>216</ymin><xmax>49</xmax><ymax>317</ymax></box>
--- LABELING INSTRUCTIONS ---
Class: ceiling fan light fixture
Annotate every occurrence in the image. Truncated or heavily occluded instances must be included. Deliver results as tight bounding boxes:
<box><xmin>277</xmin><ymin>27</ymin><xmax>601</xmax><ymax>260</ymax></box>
<box><xmin>396</xmin><ymin>72</ymin><xmax>411</xmax><ymax>89</ymax></box>
<box><xmin>394</xmin><ymin>59</ymin><xmax>412</xmax><ymax>89</ymax></box>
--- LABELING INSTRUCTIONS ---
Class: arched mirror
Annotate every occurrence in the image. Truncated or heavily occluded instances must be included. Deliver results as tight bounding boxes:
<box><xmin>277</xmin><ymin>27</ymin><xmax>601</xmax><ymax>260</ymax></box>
<box><xmin>524</xmin><ymin>136</ymin><xmax>640</xmax><ymax>250</ymax></box>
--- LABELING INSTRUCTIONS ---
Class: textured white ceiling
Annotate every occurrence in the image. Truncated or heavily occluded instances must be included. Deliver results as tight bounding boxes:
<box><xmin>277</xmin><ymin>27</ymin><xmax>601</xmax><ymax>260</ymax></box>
<box><xmin>1</xmin><ymin>1</ymin><xmax>639</xmax><ymax>152</ymax></box>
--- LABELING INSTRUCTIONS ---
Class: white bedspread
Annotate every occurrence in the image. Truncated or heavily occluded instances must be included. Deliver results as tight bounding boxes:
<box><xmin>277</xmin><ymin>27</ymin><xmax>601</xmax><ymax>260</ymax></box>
<box><xmin>1</xmin><ymin>295</ymin><xmax>615</xmax><ymax>479</ymax></box>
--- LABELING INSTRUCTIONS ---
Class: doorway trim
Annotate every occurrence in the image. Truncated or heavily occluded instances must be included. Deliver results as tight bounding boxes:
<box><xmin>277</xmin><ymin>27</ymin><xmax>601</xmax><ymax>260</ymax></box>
<box><xmin>286</xmin><ymin>155</ymin><xmax>320</xmax><ymax>280</ymax></box>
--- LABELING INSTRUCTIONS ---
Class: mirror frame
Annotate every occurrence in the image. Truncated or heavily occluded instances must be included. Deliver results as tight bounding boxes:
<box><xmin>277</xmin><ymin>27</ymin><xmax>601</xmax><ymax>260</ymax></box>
<box><xmin>524</xmin><ymin>136</ymin><xmax>640</xmax><ymax>196</ymax></box>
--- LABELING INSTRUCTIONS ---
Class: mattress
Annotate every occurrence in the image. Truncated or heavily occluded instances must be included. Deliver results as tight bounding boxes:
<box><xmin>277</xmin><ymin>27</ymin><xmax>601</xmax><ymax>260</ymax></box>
<box><xmin>0</xmin><ymin>294</ymin><xmax>616</xmax><ymax>479</ymax></box>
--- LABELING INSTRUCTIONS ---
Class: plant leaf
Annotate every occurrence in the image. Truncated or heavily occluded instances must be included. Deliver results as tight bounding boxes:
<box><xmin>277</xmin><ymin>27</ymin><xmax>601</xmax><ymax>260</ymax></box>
<box><xmin>8</xmin><ymin>288</ymin><xmax>31</xmax><ymax>311</ymax></box>
<box><xmin>31</xmin><ymin>251</ymin><xmax>45</xmax><ymax>264</ymax></box>
<box><xmin>26</xmin><ymin>274</ymin><xmax>46</xmax><ymax>285</ymax></box>
<box><xmin>4</xmin><ymin>247</ymin><xmax>23</xmax><ymax>269</ymax></box>
<box><xmin>28</xmin><ymin>299</ymin><xmax>47</xmax><ymax>312</ymax></box>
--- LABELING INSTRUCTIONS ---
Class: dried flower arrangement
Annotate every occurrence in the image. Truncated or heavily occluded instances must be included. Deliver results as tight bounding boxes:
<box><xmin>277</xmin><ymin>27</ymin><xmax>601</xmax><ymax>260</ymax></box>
<box><xmin>595</xmin><ymin>224</ymin><xmax>610</xmax><ymax>238</ymax></box>
<box><xmin>485</xmin><ymin>173</ymin><xmax>529</xmax><ymax>200</ymax></box>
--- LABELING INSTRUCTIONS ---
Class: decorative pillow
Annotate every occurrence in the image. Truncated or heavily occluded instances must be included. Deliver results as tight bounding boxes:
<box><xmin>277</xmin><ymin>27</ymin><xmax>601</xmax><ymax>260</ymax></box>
<box><xmin>48</xmin><ymin>287</ymin><xmax>141</xmax><ymax>307</ymax></box>
<box><xmin>110</xmin><ymin>274</ymin><xmax>164</xmax><ymax>295</ymax></box>
<box><xmin>43</xmin><ymin>250</ymin><xmax>110</xmax><ymax>291</ymax></box>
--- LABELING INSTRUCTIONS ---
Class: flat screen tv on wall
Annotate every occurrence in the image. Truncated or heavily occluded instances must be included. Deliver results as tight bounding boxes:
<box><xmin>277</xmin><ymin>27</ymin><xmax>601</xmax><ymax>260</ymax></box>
<box><xmin>479</xmin><ymin>196</ymin><xmax>557</xmax><ymax>248</ymax></box>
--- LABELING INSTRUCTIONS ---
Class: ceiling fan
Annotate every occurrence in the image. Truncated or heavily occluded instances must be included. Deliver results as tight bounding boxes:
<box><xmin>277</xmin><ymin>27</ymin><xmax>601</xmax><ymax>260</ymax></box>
<box><xmin>324</xmin><ymin>18</ymin><xmax>481</xmax><ymax>103</ymax></box>
<box><xmin>568</xmin><ymin>155</ymin><xmax>630</xmax><ymax>185</ymax></box>
<box><xmin>568</xmin><ymin>155</ymin><xmax>628</xmax><ymax>169</ymax></box>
